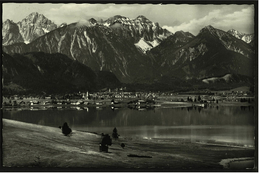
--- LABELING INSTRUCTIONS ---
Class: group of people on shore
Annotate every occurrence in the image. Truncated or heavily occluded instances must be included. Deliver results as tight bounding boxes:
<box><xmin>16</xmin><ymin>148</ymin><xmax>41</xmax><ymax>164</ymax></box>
<box><xmin>59</xmin><ymin>123</ymin><xmax>123</xmax><ymax>152</ymax></box>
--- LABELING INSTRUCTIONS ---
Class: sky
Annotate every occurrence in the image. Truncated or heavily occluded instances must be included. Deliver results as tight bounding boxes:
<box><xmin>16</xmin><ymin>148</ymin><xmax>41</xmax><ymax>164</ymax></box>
<box><xmin>2</xmin><ymin>3</ymin><xmax>255</xmax><ymax>35</ymax></box>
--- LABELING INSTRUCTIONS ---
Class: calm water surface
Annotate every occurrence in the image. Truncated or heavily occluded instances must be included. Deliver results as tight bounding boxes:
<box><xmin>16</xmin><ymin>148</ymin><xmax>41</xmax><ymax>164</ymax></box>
<box><xmin>3</xmin><ymin>105</ymin><xmax>255</xmax><ymax>147</ymax></box>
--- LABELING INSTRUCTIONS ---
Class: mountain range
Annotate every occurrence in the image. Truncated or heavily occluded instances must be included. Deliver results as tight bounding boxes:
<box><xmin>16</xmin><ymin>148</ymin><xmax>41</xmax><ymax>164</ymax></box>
<box><xmin>2</xmin><ymin>52</ymin><xmax>121</xmax><ymax>95</ymax></box>
<box><xmin>2</xmin><ymin>12</ymin><xmax>256</xmax><ymax>94</ymax></box>
<box><xmin>148</xmin><ymin>25</ymin><xmax>255</xmax><ymax>79</ymax></box>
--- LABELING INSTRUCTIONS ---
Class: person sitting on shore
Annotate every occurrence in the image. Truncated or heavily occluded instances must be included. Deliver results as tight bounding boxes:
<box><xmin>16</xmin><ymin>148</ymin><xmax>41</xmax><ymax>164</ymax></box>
<box><xmin>112</xmin><ymin>127</ymin><xmax>119</xmax><ymax>140</ymax></box>
<box><xmin>99</xmin><ymin>134</ymin><xmax>112</xmax><ymax>152</ymax></box>
<box><xmin>59</xmin><ymin>122</ymin><xmax>72</xmax><ymax>136</ymax></box>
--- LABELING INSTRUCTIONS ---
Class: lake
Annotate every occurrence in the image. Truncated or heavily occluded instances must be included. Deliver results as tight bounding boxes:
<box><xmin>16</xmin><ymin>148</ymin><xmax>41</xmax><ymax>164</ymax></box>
<box><xmin>2</xmin><ymin>105</ymin><xmax>255</xmax><ymax>147</ymax></box>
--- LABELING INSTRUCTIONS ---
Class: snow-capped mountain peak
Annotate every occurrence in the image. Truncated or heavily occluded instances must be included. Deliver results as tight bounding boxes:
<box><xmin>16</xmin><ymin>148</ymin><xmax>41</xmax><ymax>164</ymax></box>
<box><xmin>3</xmin><ymin>12</ymin><xmax>58</xmax><ymax>45</ymax></box>
<box><xmin>104</xmin><ymin>15</ymin><xmax>130</xmax><ymax>26</ymax></box>
<box><xmin>227</xmin><ymin>29</ymin><xmax>254</xmax><ymax>44</ymax></box>
<box><xmin>101</xmin><ymin>15</ymin><xmax>172</xmax><ymax>53</ymax></box>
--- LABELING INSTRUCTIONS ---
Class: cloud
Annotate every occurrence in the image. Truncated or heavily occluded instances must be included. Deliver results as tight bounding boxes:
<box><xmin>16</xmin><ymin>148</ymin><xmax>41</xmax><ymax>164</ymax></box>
<box><xmin>45</xmin><ymin>4</ymin><xmax>200</xmax><ymax>26</ymax></box>
<box><xmin>110</xmin><ymin>23</ymin><xmax>123</xmax><ymax>29</ymax></box>
<box><xmin>46</xmin><ymin>4</ymin><xmax>149</xmax><ymax>24</ymax></box>
<box><xmin>162</xmin><ymin>6</ymin><xmax>254</xmax><ymax>35</ymax></box>
<box><xmin>75</xmin><ymin>19</ymin><xmax>93</xmax><ymax>27</ymax></box>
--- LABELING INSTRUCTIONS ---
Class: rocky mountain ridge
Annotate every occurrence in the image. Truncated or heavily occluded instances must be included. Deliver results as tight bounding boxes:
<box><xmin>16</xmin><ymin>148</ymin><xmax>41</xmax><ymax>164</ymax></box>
<box><xmin>3</xmin><ymin>12</ymin><xmax>57</xmax><ymax>45</ymax></box>
<box><xmin>101</xmin><ymin>15</ymin><xmax>172</xmax><ymax>53</ymax></box>
<box><xmin>199</xmin><ymin>26</ymin><xmax>254</xmax><ymax>58</ymax></box>
<box><xmin>147</xmin><ymin>25</ymin><xmax>255</xmax><ymax>81</ymax></box>
<box><xmin>3</xmin><ymin>13</ymin><xmax>172</xmax><ymax>53</ymax></box>
<box><xmin>2</xmin><ymin>19</ymin><xmax>24</xmax><ymax>46</ymax></box>
<box><xmin>17</xmin><ymin>12</ymin><xmax>57</xmax><ymax>43</ymax></box>
<box><xmin>227</xmin><ymin>29</ymin><xmax>254</xmax><ymax>44</ymax></box>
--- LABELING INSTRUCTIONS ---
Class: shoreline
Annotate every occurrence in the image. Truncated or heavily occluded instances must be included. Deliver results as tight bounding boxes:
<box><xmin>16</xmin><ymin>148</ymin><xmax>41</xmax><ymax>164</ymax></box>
<box><xmin>2</xmin><ymin>118</ymin><xmax>256</xmax><ymax>171</ymax></box>
<box><xmin>219</xmin><ymin>157</ymin><xmax>255</xmax><ymax>169</ymax></box>
<box><xmin>2</xmin><ymin>99</ymin><xmax>254</xmax><ymax>111</ymax></box>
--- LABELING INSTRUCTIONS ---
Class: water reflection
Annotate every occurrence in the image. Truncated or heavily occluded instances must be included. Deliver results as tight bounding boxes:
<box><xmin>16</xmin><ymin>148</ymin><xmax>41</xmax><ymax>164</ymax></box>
<box><xmin>3</xmin><ymin>106</ymin><xmax>255</xmax><ymax>146</ymax></box>
<box><xmin>240</xmin><ymin>105</ymin><xmax>254</xmax><ymax>111</ymax></box>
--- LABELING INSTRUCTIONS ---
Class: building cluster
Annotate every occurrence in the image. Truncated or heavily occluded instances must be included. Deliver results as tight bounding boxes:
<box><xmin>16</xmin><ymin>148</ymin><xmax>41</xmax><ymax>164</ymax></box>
<box><xmin>2</xmin><ymin>91</ymin><xmax>158</xmax><ymax>107</ymax></box>
<box><xmin>2</xmin><ymin>89</ymin><xmax>254</xmax><ymax>108</ymax></box>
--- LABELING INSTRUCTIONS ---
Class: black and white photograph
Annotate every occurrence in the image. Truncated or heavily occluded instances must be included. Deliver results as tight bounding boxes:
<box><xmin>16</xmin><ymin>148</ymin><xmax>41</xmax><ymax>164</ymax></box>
<box><xmin>1</xmin><ymin>1</ymin><xmax>257</xmax><ymax>171</ymax></box>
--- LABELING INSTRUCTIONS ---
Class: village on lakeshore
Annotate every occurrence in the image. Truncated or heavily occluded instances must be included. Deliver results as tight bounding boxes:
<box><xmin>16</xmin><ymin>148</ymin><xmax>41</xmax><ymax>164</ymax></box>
<box><xmin>2</xmin><ymin>86</ymin><xmax>255</xmax><ymax>110</ymax></box>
